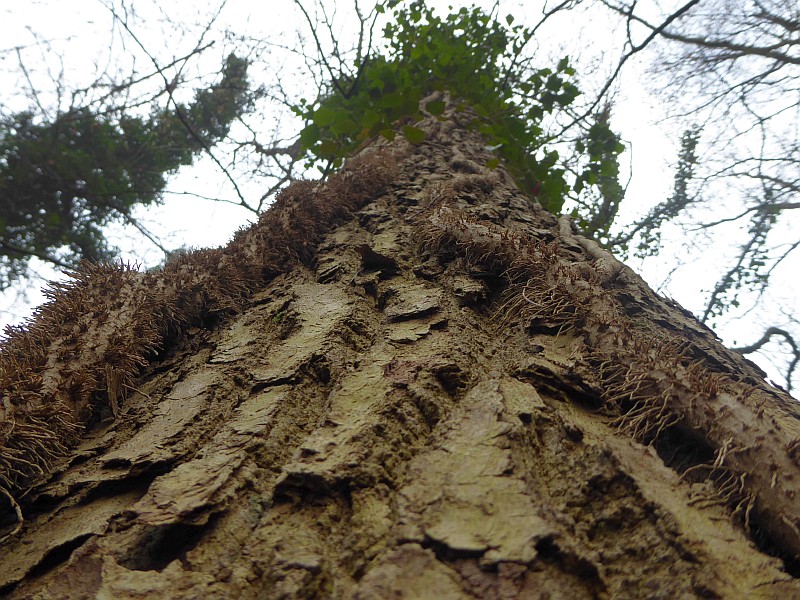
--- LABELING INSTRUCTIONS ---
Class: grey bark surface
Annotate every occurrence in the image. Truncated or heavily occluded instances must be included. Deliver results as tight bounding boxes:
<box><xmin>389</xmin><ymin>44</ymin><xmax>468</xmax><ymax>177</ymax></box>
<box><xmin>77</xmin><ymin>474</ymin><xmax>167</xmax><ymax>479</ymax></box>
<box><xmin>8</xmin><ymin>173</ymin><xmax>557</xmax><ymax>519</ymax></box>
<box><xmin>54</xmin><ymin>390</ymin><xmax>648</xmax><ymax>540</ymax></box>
<box><xmin>2</xmin><ymin>104</ymin><xmax>800</xmax><ymax>599</ymax></box>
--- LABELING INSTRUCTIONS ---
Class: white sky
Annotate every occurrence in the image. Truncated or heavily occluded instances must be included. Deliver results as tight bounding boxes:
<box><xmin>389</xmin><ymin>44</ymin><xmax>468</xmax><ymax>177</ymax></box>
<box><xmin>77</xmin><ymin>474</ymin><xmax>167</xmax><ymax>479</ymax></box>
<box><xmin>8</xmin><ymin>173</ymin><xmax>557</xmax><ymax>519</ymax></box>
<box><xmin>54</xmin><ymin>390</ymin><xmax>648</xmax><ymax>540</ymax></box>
<box><xmin>0</xmin><ymin>0</ymin><xmax>796</xmax><ymax>388</ymax></box>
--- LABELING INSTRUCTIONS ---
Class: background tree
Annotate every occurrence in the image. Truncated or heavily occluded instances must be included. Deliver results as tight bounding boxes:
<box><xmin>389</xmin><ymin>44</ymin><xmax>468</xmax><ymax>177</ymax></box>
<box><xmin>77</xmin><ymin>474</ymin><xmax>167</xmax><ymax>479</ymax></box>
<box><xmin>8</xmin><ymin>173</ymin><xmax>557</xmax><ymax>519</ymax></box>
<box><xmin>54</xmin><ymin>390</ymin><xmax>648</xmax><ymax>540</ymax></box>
<box><xmin>594</xmin><ymin>0</ymin><xmax>800</xmax><ymax>388</ymax></box>
<box><xmin>0</xmin><ymin>52</ymin><xmax>251</xmax><ymax>289</ymax></box>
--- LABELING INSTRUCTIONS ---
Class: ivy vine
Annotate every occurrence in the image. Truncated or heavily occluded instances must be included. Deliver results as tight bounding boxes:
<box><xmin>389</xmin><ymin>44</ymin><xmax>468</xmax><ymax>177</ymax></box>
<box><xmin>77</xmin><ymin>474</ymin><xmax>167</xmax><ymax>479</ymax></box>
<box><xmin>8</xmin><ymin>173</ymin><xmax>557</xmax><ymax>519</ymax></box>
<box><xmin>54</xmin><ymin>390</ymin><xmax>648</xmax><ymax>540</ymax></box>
<box><xmin>293</xmin><ymin>1</ymin><xmax>624</xmax><ymax>220</ymax></box>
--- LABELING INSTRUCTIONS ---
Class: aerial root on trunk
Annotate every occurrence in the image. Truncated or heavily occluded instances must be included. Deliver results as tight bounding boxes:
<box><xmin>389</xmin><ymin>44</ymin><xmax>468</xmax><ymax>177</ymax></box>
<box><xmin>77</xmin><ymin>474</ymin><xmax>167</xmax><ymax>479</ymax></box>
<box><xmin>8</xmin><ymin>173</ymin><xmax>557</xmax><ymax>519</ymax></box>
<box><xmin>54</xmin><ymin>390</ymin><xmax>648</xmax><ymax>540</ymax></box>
<box><xmin>684</xmin><ymin>459</ymin><xmax>755</xmax><ymax>531</ymax></box>
<box><xmin>0</xmin><ymin>486</ymin><xmax>22</xmax><ymax>544</ymax></box>
<box><xmin>417</xmin><ymin>189</ymin><xmax>800</xmax><ymax>561</ymax></box>
<box><xmin>0</xmin><ymin>153</ymin><xmax>400</xmax><ymax>516</ymax></box>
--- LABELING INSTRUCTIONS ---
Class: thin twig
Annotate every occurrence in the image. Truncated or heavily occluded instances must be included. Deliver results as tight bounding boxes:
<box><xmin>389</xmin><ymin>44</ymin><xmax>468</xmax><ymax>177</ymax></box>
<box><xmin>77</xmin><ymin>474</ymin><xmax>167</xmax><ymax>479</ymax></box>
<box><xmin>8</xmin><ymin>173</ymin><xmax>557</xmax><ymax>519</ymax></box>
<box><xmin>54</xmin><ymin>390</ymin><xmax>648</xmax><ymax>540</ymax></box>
<box><xmin>104</xmin><ymin>2</ymin><xmax>252</xmax><ymax>211</ymax></box>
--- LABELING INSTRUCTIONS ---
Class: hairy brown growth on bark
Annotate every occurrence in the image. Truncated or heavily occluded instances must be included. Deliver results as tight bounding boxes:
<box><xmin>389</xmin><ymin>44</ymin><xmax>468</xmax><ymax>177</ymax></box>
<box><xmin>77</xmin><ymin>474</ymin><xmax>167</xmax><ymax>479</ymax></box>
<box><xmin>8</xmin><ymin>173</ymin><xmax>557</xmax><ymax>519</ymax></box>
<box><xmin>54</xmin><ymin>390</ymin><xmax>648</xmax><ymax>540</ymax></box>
<box><xmin>0</xmin><ymin>151</ymin><xmax>398</xmax><ymax>535</ymax></box>
<box><xmin>0</xmin><ymin>101</ymin><xmax>799</xmax><ymax>598</ymax></box>
<box><xmin>416</xmin><ymin>157</ymin><xmax>800</xmax><ymax>565</ymax></box>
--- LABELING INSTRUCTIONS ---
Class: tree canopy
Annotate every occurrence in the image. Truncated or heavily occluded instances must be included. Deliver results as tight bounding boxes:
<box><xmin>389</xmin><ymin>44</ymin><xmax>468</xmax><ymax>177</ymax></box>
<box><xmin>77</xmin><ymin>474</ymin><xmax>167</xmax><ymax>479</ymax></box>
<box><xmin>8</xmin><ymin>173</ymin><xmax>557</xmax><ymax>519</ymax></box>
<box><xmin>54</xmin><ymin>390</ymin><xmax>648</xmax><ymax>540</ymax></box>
<box><xmin>0</xmin><ymin>52</ymin><xmax>251</xmax><ymax>289</ymax></box>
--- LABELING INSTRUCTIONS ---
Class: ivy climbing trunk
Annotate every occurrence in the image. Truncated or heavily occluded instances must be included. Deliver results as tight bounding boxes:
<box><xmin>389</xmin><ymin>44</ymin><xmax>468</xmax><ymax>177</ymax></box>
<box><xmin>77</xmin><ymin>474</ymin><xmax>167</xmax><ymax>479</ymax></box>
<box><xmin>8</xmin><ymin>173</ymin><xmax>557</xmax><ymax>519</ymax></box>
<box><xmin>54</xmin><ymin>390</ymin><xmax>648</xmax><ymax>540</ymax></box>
<box><xmin>2</xmin><ymin>102</ymin><xmax>800</xmax><ymax>599</ymax></box>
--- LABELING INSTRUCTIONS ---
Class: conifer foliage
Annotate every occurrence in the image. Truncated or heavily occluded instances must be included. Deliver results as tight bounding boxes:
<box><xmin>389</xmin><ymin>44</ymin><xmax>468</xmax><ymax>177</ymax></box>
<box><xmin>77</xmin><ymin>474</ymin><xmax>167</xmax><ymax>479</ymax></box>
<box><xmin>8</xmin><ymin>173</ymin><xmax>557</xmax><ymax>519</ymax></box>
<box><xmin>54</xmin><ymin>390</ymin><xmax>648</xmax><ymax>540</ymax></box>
<box><xmin>0</xmin><ymin>53</ymin><xmax>251</xmax><ymax>290</ymax></box>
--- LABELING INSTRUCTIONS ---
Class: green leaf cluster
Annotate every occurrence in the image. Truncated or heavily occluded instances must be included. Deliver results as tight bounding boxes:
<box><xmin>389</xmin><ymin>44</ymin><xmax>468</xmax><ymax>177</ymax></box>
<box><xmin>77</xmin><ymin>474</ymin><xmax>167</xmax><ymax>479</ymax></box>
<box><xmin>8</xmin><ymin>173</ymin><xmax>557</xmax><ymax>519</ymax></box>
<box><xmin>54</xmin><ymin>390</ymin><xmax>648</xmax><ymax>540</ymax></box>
<box><xmin>294</xmin><ymin>1</ymin><xmax>624</xmax><ymax>217</ymax></box>
<box><xmin>0</xmin><ymin>53</ymin><xmax>251</xmax><ymax>289</ymax></box>
<box><xmin>571</xmin><ymin>116</ymin><xmax>626</xmax><ymax>243</ymax></box>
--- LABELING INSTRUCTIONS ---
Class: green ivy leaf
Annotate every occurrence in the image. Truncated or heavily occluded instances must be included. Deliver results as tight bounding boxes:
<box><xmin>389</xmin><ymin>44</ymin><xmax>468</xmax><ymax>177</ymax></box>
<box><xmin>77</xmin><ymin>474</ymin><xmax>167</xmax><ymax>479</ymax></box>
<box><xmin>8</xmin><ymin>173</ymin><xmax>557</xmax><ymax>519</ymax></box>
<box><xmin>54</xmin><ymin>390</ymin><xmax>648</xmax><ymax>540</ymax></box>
<box><xmin>330</xmin><ymin>116</ymin><xmax>357</xmax><ymax>136</ymax></box>
<box><xmin>313</xmin><ymin>106</ymin><xmax>337</xmax><ymax>127</ymax></box>
<box><xmin>402</xmin><ymin>125</ymin><xmax>426</xmax><ymax>144</ymax></box>
<box><xmin>299</xmin><ymin>123</ymin><xmax>320</xmax><ymax>148</ymax></box>
<box><xmin>425</xmin><ymin>100</ymin><xmax>446</xmax><ymax>115</ymax></box>
<box><xmin>318</xmin><ymin>140</ymin><xmax>339</xmax><ymax>157</ymax></box>
<box><xmin>600</xmin><ymin>159</ymin><xmax>618</xmax><ymax>177</ymax></box>
<box><xmin>380</xmin><ymin>93</ymin><xmax>402</xmax><ymax>109</ymax></box>
<box><xmin>361</xmin><ymin>110</ymin><xmax>382</xmax><ymax>130</ymax></box>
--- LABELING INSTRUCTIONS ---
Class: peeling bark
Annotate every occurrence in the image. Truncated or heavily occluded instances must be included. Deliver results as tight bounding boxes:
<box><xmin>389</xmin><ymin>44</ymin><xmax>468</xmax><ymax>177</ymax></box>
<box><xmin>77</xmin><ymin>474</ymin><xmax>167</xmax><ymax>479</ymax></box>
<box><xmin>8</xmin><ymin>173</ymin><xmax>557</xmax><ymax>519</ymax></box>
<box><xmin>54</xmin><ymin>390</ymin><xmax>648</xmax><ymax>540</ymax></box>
<box><xmin>1</xmin><ymin>102</ymin><xmax>800</xmax><ymax>598</ymax></box>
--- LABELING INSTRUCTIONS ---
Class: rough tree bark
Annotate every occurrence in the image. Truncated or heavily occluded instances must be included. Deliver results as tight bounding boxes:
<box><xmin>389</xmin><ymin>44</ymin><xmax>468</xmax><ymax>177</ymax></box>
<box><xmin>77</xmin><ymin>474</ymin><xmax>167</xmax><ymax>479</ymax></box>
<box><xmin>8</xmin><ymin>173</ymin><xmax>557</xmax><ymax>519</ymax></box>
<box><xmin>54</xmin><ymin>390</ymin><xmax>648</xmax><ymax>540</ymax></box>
<box><xmin>2</xmin><ymin>100</ymin><xmax>800</xmax><ymax>599</ymax></box>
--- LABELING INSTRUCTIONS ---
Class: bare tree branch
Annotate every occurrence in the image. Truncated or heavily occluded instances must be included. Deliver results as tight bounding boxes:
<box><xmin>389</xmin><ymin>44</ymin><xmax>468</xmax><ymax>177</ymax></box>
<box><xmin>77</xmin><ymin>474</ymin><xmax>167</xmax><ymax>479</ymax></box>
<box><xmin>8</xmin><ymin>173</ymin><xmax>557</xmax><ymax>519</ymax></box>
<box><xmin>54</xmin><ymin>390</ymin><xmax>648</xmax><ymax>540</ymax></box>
<box><xmin>103</xmin><ymin>0</ymin><xmax>253</xmax><ymax>213</ymax></box>
<box><xmin>733</xmin><ymin>326</ymin><xmax>799</xmax><ymax>391</ymax></box>
<box><xmin>562</xmin><ymin>0</ymin><xmax>702</xmax><ymax>133</ymax></box>
<box><xmin>0</xmin><ymin>240</ymin><xmax>71</xmax><ymax>270</ymax></box>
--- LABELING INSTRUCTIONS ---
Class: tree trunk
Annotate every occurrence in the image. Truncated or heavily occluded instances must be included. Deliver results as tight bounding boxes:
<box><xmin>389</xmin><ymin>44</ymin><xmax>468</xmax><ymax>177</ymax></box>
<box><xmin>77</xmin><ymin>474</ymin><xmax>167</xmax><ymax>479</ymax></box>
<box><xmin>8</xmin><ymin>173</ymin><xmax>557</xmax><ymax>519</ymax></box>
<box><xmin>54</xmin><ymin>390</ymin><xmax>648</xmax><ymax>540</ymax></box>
<box><xmin>2</xmin><ymin>102</ymin><xmax>800</xmax><ymax>599</ymax></box>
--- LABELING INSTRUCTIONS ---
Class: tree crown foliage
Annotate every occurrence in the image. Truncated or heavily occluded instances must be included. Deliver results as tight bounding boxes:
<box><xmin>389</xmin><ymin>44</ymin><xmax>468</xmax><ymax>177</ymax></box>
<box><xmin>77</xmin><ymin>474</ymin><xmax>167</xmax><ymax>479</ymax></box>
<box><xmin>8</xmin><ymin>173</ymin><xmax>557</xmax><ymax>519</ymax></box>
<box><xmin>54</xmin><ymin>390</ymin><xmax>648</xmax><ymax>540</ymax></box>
<box><xmin>293</xmin><ymin>0</ymin><xmax>625</xmax><ymax>220</ymax></box>
<box><xmin>0</xmin><ymin>53</ymin><xmax>251</xmax><ymax>290</ymax></box>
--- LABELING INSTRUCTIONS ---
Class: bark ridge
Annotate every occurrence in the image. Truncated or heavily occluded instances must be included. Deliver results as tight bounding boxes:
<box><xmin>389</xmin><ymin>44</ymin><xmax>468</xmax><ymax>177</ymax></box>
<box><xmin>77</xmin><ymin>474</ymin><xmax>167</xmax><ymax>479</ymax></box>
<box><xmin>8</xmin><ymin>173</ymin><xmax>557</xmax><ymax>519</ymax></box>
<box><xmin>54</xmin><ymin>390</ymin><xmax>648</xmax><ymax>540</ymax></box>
<box><xmin>1</xmin><ymin>103</ymin><xmax>799</xmax><ymax>598</ymax></box>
